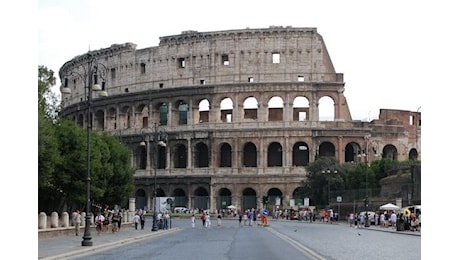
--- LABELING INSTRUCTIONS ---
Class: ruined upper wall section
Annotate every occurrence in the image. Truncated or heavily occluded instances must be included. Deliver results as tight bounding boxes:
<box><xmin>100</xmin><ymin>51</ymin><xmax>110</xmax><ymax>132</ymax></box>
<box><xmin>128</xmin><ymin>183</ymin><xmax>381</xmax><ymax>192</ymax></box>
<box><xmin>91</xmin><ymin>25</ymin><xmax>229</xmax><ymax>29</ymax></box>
<box><xmin>60</xmin><ymin>27</ymin><xmax>345</xmax><ymax>106</ymax></box>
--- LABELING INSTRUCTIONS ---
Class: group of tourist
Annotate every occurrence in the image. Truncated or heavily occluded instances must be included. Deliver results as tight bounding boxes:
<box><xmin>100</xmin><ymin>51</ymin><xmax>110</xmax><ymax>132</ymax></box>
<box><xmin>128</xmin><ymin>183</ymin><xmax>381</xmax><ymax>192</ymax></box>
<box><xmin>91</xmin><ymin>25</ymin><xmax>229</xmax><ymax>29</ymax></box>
<box><xmin>347</xmin><ymin>210</ymin><xmax>421</xmax><ymax>231</ymax></box>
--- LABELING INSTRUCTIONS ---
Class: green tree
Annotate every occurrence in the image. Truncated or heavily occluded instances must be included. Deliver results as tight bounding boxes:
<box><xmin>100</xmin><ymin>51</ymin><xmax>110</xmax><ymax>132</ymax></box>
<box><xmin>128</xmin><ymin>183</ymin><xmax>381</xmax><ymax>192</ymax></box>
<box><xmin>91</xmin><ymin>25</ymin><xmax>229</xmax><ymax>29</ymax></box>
<box><xmin>302</xmin><ymin>158</ymin><xmax>345</xmax><ymax>207</ymax></box>
<box><xmin>38</xmin><ymin>65</ymin><xmax>135</xmax><ymax>214</ymax></box>
<box><xmin>99</xmin><ymin>134</ymin><xmax>135</xmax><ymax>207</ymax></box>
<box><xmin>38</xmin><ymin>65</ymin><xmax>60</xmax><ymax>120</ymax></box>
<box><xmin>38</xmin><ymin>66</ymin><xmax>63</xmax><ymax>213</ymax></box>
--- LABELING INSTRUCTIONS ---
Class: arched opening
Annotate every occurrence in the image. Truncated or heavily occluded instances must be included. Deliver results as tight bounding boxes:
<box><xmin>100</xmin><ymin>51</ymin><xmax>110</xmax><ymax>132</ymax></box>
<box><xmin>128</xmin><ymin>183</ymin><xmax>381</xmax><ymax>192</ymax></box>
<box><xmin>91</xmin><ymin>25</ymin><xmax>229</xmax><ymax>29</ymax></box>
<box><xmin>135</xmin><ymin>189</ymin><xmax>147</xmax><ymax>211</ymax></box>
<box><xmin>198</xmin><ymin>99</ymin><xmax>210</xmax><ymax>123</ymax></box>
<box><xmin>195</xmin><ymin>142</ymin><xmax>209</xmax><ymax>167</ymax></box>
<box><xmin>219</xmin><ymin>143</ymin><xmax>232</xmax><ymax>167</ymax></box>
<box><xmin>344</xmin><ymin>142</ymin><xmax>360</xmax><ymax>163</ymax></box>
<box><xmin>268</xmin><ymin>96</ymin><xmax>284</xmax><ymax>121</ymax></box>
<box><xmin>217</xmin><ymin>188</ymin><xmax>232</xmax><ymax>210</ymax></box>
<box><xmin>194</xmin><ymin>187</ymin><xmax>209</xmax><ymax>210</ymax></box>
<box><xmin>292</xmin><ymin>142</ymin><xmax>309</xmax><ymax>166</ymax></box>
<box><xmin>243</xmin><ymin>142</ymin><xmax>257</xmax><ymax>167</ymax></box>
<box><xmin>382</xmin><ymin>144</ymin><xmax>398</xmax><ymax>160</ymax></box>
<box><xmin>318</xmin><ymin>141</ymin><xmax>336</xmax><ymax>158</ymax></box>
<box><xmin>267</xmin><ymin>142</ymin><xmax>283</xmax><ymax>167</ymax></box>
<box><xmin>293</xmin><ymin>96</ymin><xmax>310</xmax><ymax>121</ymax></box>
<box><xmin>174</xmin><ymin>144</ymin><xmax>187</xmax><ymax>168</ymax></box>
<box><xmin>220</xmin><ymin>97</ymin><xmax>233</xmax><ymax>123</ymax></box>
<box><xmin>243</xmin><ymin>96</ymin><xmax>258</xmax><ymax>120</ymax></box>
<box><xmin>318</xmin><ymin>96</ymin><xmax>335</xmax><ymax>121</ymax></box>
<box><xmin>172</xmin><ymin>188</ymin><xmax>187</xmax><ymax>208</ymax></box>
<box><xmin>242</xmin><ymin>188</ymin><xmax>257</xmax><ymax>210</ymax></box>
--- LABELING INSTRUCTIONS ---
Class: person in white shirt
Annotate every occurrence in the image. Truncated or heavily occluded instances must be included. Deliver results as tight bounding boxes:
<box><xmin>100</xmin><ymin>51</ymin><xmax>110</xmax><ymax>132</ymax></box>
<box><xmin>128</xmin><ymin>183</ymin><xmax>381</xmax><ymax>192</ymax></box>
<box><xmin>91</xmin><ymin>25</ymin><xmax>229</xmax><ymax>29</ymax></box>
<box><xmin>72</xmin><ymin>210</ymin><xmax>82</xmax><ymax>236</ymax></box>
<box><xmin>133</xmin><ymin>214</ymin><xmax>140</xmax><ymax>230</ymax></box>
<box><xmin>348</xmin><ymin>212</ymin><xmax>354</xmax><ymax>227</ymax></box>
<box><xmin>390</xmin><ymin>211</ymin><xmax>397</xmax><ymax>228</ymax></box>
<box><xmin>95</xmin><ymin>212</ymin><xmax>105</xmax><ymax>235</ymax></box>
<box><xmin>205</xmin><ymin>213</ymin><xmax>211</xmax><ymax>227</ymax></box>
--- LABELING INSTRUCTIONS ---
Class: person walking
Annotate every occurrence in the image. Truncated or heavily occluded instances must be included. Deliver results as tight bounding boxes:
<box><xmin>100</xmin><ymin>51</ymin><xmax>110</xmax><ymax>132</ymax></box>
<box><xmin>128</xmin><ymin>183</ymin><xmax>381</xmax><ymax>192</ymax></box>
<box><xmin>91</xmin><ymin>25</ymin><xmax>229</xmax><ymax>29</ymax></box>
<box><xmin>111</xmin><ymin>212</ymin><xmax>120</xmax><ymax>232</ymax></box>
<box><xmin>201</xmin><ymin>212</ymin><xmax>206</xmax><ymax>227</ymax></box>
<box><xmin>217</xmin><ymin>212</ymin><xmax>222</xmax><ymax>226</ymax></box>
<box><xmin>133</xmin><ymin>213</ymin><xmax>140</xmax><ymax>230</ymax></box>
<box><xmin>348</xmin><ymin>212</ymin><xmax>354</xmax><ymax>227</ymax></box>
<box><xmin>205</xmin><ymin>212</ymin><xmax>211</xmax><ymax>228</ymax></box>
<box><xmin>163</xmin><ymin>212</ymin><xmax>170</xmax><ymax>230</ymax></box>
<box><xmin>140</xmin><ymin>210</ymin><xmax>145</xmax><ymax>230</ymax></box>
<box><xmin>72</xmin><ymin>210</ymin><xmax>82</xmax><ymax>236</ymax></box>
<box><xmin>191</xmin><ymin>214</ymin><xmax>196</xmax><ymax>228</ymax></box>
<box><xmin>95</xmin><ymin>212</ymin><xmax>105</xmax><ymax>235</ymax></box>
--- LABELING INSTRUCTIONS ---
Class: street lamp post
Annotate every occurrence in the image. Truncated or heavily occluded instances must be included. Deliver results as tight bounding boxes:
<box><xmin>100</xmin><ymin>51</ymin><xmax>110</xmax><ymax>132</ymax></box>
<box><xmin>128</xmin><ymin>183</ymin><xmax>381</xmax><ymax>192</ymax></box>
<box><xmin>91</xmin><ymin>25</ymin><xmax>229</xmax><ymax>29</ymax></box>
<box><xmin>358</xmin><ymin>135</ymin><xmax>371</xmax><ymax>228</ymax></box>
<box><xmin>61</xmin><ymin>52</ymin><xmax>108</xmax><ymax>246</ymax></box>
<box><xmin>322</xmin><ymin>169</ymin><xmax>337</xmax><ymax>207</ymax></box>
<box><xmin>140</xmin><ymin>123</ymin><xmax>167</xmax><ymax>232</ymax></box>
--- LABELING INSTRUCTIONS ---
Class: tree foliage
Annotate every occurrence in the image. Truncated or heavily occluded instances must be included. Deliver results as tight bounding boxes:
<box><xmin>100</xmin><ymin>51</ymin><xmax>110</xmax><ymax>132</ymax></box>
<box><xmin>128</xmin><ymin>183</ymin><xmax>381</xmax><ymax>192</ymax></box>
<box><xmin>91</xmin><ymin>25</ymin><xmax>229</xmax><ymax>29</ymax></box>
<box><xmin>38</xmin><ymin>65</ymin><xmax>60</xmax><ymax>120</ymax></box>
<box><xmin>38</xmin><ymin>65</ymin><xmax>135</xmax><ymax>214</ymax></box>
<box><xmin>302</xmin><ymin>157</ymin><xmax>346</xmax><ymax>207</ymax></box>
<box><xmin>301</xmin><ymin>157</ymin><xmax>408</xmax><ymax>208</ymax></box>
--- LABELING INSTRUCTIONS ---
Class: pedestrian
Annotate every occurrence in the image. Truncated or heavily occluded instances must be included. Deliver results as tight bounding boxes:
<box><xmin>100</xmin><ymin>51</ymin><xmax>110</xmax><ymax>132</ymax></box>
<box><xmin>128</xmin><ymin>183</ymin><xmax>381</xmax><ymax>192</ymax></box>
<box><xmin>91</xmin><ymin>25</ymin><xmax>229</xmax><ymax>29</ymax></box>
<box><xmin>248</xmin><ymin>210</ymin><xmax>253</xmax><ymax>226</ymax></box>
<box><xmin>390</xmin><ymin>211</ymin><xmax>397</xmax><ymax>228</ymax></box>
<box><xmin>140</xmin><ymin>210</ymin><xmax>145</xmax><ymax>230</ymax></box>
<box><xmin>243</xmin><ymin>211</ymin><xmax>248</xmax><ymax>226</ymax></box>
<box><xmin>95</xmin><ymin>211</ymin><xmax>105</xmax><ymax>235</ymax></box>
<box><xmin>205</xmin><ymin>212</ymin><xmax>211</xmax><ymax>228</ymax></box>
<box><xmin>380</xmin><ymin>212</ymin><xmax>386</xmax><ymax>227</ymax></box>
<box><xmin>238</xmin><ymin>212</ymin><xmax>243</xmax><ymax>227</ymax></box>
<box><xmin>117</xmin><ymin>211</ymin><xmax>122</xmax><ymax>231</ymax></box>
<box><xmin>201</xmin><ymin>212</ymin><xmax>206</xmax><ymax>227</ymax></box>
<box><xmin>111</xmin><ymin>211</ymin><xmax>120</xmax><ymax>232</ymax></box>
<box><xmin>156</xmin><ymin>212</ymin><xmax>163</xmax><ymax>229</ymax></box>
<box><xmin>133</xmin><ymin>213</ymin><xmax>140</xmax><ymax>230</ymax></box>
<box><xmin>354</xmin><ymin>213</ymin><xmax>358</xmax><ymax>228</ymax></box>
<box><xmin>217</xmin><ymin>212</ymin><xmax>222</xmax><ymax>226</ymax></box>
<box><xmin>191</xmin><ymin>214</ymin><xmax>196</xmax><ymax>228</ymax></box>
<box><xmin>72</xmin><ymin>210</ymin><xmax>82</xmax><ymax>236</ymax></box>
<box><xmin>163</xmin><ymin>212</ymin><xmax>170</xmax><ymax>230</ymax></box>
<box><xmin>348</xmin><ymin>212</ymin><xmax>354</xmax><ymax>227</ymax></box>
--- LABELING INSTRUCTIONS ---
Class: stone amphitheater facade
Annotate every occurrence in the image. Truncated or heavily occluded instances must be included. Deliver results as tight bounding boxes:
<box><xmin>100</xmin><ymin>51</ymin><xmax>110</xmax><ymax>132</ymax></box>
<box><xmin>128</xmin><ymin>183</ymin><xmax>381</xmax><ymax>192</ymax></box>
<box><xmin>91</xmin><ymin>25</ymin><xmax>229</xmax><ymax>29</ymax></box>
<box><xmin>60</xmin><ymin>26</ymin><xmax>421</xmax><ymax>212</ymax></box>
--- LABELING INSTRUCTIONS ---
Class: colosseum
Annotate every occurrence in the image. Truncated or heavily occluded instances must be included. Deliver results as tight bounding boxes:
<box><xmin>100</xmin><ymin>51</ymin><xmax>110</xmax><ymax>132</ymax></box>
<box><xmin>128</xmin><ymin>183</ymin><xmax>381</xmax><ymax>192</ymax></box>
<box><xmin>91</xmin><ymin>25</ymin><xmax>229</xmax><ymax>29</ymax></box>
<box><xmin>59</xmin><ymin>26</ymin><xmax>421</xmax><ymax>213</ymax></box>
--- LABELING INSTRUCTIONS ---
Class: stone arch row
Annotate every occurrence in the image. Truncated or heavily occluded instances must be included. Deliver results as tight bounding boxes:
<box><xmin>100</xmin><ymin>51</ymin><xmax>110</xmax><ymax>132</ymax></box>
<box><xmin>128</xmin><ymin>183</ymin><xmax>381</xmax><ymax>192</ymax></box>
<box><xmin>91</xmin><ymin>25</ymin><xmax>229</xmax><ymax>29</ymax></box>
<box><xmin>134</xmin><ymin>185</ymin><xmax>305</xmax><ymax>212</ymax></box>
<box><xmin>137</xmin><ymin>139</ymin><xmax>405</xmax><ymax>171</ymax></box>
<box><xmin>84</xmin><ymin>92</ymin><xmax>339</xmax><ymax>131</ymax></box>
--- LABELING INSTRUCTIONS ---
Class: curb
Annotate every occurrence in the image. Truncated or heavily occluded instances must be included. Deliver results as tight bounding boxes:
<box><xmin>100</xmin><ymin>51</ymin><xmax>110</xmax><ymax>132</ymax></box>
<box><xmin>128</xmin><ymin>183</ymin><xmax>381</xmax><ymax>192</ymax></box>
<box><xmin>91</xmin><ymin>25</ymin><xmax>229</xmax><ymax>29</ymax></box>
<box><xmin>40</xmin><ymin>228</ymin><xmax>180</xmax><ymax>260</ymax></box>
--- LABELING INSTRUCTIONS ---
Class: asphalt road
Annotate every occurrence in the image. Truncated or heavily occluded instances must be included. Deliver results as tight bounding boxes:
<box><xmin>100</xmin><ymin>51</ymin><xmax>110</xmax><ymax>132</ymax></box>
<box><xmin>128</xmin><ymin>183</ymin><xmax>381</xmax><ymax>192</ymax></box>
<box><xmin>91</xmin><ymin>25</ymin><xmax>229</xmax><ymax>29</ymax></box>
<box><xmin>64</xmin><ymin>218</ymin><xmax>420</xmax><ymax>260</ymax></box>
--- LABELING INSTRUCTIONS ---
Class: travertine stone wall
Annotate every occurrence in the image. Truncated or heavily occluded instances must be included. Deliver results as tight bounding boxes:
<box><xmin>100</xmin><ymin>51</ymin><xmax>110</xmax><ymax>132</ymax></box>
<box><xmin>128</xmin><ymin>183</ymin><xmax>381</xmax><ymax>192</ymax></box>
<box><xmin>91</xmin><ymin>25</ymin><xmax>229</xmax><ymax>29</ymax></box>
<box><xmin>60</xmin><ymin>27</ymin><xmax>421</xmax><ymax>213</ymax></box>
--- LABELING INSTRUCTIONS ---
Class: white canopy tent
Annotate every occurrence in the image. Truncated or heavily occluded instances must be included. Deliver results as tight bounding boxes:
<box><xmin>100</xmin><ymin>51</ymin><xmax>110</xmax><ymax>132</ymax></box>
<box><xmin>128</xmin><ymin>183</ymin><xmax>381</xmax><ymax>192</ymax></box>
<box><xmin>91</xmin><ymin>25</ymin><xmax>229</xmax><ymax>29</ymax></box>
<box><xmin>379</xmin><ymin>203</ymin><xmax>400</xmax><ymax>211</ymax></box>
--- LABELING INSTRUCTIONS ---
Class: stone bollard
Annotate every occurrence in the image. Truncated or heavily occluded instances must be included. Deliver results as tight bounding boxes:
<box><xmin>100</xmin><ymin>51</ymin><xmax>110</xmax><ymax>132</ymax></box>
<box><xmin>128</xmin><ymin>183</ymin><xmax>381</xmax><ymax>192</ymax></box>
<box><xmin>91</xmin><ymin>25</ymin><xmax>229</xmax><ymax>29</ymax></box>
<box><xmin>61</xmin><ymin>212</ymin><xmax>69</xmax><ymax>227</ymax></box>
<box><xmin>129</xmin><ymin>198</ymin><xmax>135</xmax><ymax>222</ymax></box>
<box><xmin>129</xmin><ymin>198</ymin><xmax>135</xmax><ymax>212</ymax></box>
<box><xmin>123</xmin><ymin>210</ymin><xmax>128</xmax><ymax>223</ymax></box>
<box><xmin>38</xmin><ymin>212</ymin><xmax>47</xmax><ymax>229</ymax></box>
<box><xmin>50</xmin><ymin>212</ymin><xmax>59</xmax><ymax>228</ymax></box>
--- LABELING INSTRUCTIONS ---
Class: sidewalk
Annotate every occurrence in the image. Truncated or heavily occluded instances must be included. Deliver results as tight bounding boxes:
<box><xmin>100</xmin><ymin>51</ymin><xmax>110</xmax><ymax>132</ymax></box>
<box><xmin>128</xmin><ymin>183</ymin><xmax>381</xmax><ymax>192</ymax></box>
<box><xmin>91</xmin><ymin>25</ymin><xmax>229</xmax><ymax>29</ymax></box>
<box><xmin>38</xmin><ymin>226</ymin><xmax>178</xmax><ymax>259</ymax></box>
